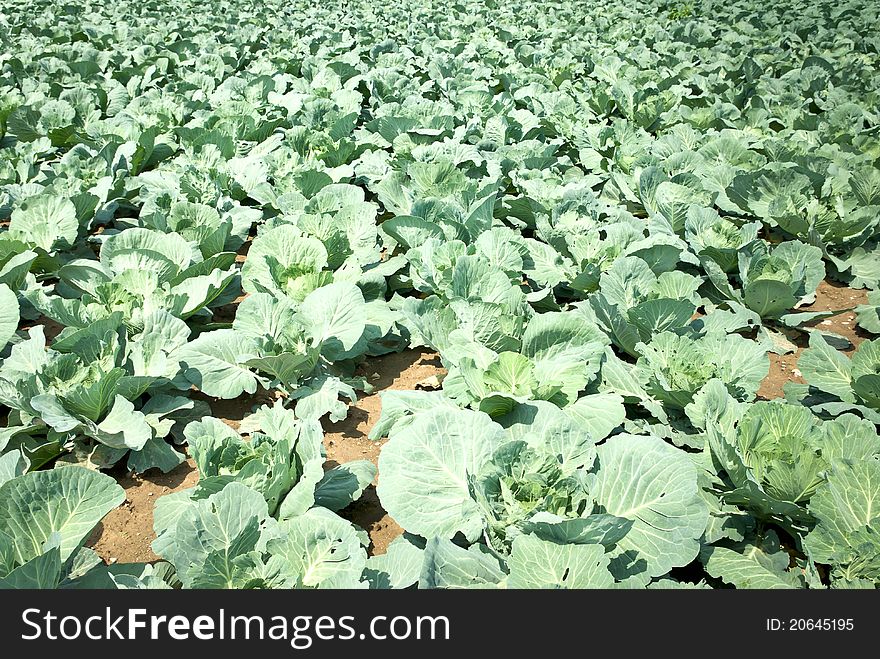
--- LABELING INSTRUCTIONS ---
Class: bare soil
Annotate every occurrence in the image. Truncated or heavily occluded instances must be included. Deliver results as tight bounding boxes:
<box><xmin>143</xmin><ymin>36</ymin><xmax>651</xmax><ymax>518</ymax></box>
<box><xmin>323</xmin><ymin>348</ymin><xmax>445</xmax><ymax>555</ymax></box>
<box><xmin>191</xmin><ymin>385</ymin><xmax>279</xmax><ymax>430</ymax></box>
<box><xmin>89</xmin><ymin>348</ymin><xmax>446</xmax><ymax>562</ymax></box>
<box><xmin>88</xmin><ymin>458</ymin><xmax>199</xmax><ymax>564</ymax></box>
<box><xmin>21</xmin><ymin>316</ymin><xmax>64</xmax><ymax>343</ymax></box>
<box><xmin>757</xmin><ymin>281</ymin><xmax>869</xmax><ymax>400</ymax></box>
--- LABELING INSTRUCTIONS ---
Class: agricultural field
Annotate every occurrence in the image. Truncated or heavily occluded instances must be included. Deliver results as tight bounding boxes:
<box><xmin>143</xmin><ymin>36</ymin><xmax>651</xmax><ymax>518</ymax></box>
<box><xmin>0</xmin><ymin>0</ymin><xmax>878</xmax><ymax>589</ymax></box>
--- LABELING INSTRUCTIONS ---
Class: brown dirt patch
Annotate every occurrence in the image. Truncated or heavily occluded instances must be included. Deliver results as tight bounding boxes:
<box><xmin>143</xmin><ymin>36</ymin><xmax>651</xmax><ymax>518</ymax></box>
<box><xmin>21</xmin><ymin>315</ymin><xmax>64</xmax><ymax>342</ymax></box>
<box><xmin>87</xmin><ymin>458</ymin><xmax>199</xmax><ymax>564</ymax></box>
<box><xmin>90</xmin><ymin>349</ymin><xmax>445</xmax><ymax>562</ymax></box>
<box><xmin>760</xmin><ymin>353</ymin><xmax>807</xmax><ymax>400</ymax></box>
<box><xmin>805</xmin><ymin>280</ymin><xmax>869</xmax><ymax>348</ymax></box>
<box><xmin>192</xmin><ymin>386</ymin><xmax>279</xmax><ymax>430</ymax></box>
<box><xmin>324</xmin><ymin>348</ymin><xmax>445</xmax><ymax>555</ymax></box>
<box><xmin>757</xmin><ymin>281</ymin><xmax>869</xmax><ymax>400</ymax></box>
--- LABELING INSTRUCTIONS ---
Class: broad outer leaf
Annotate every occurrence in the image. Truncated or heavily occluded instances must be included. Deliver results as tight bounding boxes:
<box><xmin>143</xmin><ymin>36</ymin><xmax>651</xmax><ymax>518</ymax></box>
<box><xmin>419</xmin><ymin>537</ymin><xmax>505</xmax><ymax>589</ymax></box>
<box><xmin>797</xmin><ymin>333</ymin><xmax>854</xmax><ymax>402</ymax></box>
<box><xmin>300</xmin><ymin>282</ymin><xmax>366</xmax><ymax>358</ymax></box>
<box><xmin>151</xmin><ymin>482</ymin><xmax>268</xmax><ymax>587</ymax></box>
<box><xmin>805</xmin><ymin>460</ymin><xmax>880</xmax><ymax>583</ymax></box>
<box><xmin>523</xmin><ymin>512</ymin><xmax>633</xmax><ymax>548</ymax></box>
<box><xmin>365</xmin><ymin>536</ymin><xmax>424</xmax><ymax>589</ymax></box>
<box><xmin>314</xmin><ymin>460</ymin><xmax>377</xmax><ymax>511</ymax></box>
<box><xmin>267</xmin><ymin>508</ymin><xmax>367</xmax><ymax>588</ymax></box>
<box><xmin>744</xmin><ymin>280</ymin><xmax>797</xmax><ymax>318</ymax></box>
<box><xmin>701</xmin><ymin>544</ymin><xmax>800</xmax><ymax>589</ymax></box>
<box><xmin>377</xmin><ymin>408</ymin><xmax>504</xmax><ymax>541</ymax></box>
<box><xmin>0</xmin><ymin>284</ymin><xmax>19</xmax><ymax>348</ymax></box>
<box><xmin>507</xmin><ymin>535</ymin><xmax>614</xmax><ymax>588</ymax></box>
<box><xmin>0</xmin><ymin>547</ymin><xmax>63</xmax><ymax>589</ymax></box>
<box><xmin>592</xmin><ymin>434</ymin><xmax>708</xmax><ymax>579</ymax></box>
<box><xmin>564</xmin><ymin>393</ymin><xmax>626</xmax><ymax>441</ymax></box>
<box><xmin>0</xmin><ymin>467</ymin><xmax>124</xmax><ymax>564</ymax></box>
<box><xmin>9</xmin><ymin>196</ymin><xmax>78</xmax><ymax>251</ymax></box>
<box><xmin>178</xmin><ymin>329</ymin><xmax>260</xmax><ymax>398</ymax></box>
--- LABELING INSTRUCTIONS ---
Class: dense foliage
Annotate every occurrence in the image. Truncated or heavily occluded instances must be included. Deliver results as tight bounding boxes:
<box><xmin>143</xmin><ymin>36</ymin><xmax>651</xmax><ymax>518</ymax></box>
<box><xmin>0</xmin><ymin>0</ymin><xmax>878</xmax><ymax>589</ymax></box>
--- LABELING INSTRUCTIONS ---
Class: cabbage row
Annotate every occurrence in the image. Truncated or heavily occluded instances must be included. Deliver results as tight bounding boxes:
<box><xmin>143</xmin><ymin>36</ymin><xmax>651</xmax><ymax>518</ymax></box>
<box><xmin>0</xmin><ymin>0</ymin><xmax>878</xmax><ymax>589</ymax></box>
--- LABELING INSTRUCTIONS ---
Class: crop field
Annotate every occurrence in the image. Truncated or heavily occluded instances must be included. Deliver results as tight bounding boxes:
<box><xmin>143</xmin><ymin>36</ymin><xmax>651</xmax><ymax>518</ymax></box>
<box><xmin>0</xmin><ymin>0</ymin><xmax>878</xmax><ymax>589</ymax></box>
